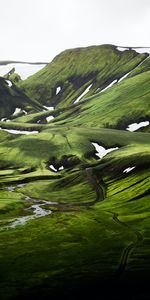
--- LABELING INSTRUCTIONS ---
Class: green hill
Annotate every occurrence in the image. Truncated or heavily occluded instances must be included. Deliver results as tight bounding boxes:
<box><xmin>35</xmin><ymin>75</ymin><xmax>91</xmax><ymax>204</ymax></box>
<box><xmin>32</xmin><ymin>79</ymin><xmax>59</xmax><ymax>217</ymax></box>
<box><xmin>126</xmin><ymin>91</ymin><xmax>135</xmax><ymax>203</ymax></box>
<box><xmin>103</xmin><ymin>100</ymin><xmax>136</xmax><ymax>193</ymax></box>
<box><xmin>0</xmin><ymin>44</ymin><xmax>150</xmax><ymax>299</ymax></box>
<box><xmin>19</xmin><ymin>45</ymin><xmax>148</xmax><ymax>108</ymax></box>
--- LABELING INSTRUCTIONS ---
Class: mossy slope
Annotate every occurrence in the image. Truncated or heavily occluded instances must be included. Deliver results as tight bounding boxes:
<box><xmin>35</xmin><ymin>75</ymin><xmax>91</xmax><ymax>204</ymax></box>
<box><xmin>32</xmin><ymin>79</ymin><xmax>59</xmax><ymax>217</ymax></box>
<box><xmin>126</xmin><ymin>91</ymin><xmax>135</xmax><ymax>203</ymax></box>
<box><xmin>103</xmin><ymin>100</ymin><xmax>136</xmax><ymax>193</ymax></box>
<box><xmin>0</xmin><ymin>44</ymin><xmax>150</xmax><ymax>299</ymax></box>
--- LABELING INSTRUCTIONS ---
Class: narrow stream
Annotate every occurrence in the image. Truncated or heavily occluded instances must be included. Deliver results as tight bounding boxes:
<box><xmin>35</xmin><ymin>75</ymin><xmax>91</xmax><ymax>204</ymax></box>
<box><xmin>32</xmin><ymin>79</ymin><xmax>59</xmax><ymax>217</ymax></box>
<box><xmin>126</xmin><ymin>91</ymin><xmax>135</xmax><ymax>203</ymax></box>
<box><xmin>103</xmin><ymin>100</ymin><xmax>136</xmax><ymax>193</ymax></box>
<box><xmin>9</xmin><ymin>204</ymin><xmax>52</xmax><ymax>228</ymax></box>
<box><xmin>2</xmin><ymin>168</ymin><xmax>104</xmax><ymax>229</ymax></box>
<box><xmin>3</xmin><ymin>184</ymin><xmax>54</xmax><ymax>229</ymax></box>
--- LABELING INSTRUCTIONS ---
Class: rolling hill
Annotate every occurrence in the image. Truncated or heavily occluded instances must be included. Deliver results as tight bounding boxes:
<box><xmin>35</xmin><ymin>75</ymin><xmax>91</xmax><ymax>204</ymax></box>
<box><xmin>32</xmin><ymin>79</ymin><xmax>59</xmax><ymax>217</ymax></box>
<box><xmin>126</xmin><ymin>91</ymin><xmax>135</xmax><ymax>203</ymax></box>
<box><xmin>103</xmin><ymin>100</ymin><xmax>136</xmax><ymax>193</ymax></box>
<box><xmin>0</xmin><ymin>44</ymin><xmax>150</xmax><ymax>300</ymax></box>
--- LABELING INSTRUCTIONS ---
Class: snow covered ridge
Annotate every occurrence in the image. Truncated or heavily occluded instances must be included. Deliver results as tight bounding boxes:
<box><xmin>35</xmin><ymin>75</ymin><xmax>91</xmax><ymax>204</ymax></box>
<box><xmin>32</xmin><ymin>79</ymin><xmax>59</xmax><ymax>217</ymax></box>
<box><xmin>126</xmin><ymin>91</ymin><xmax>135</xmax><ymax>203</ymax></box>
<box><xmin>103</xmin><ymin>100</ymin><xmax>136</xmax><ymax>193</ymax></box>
<box><xmin>116</xmin><ymin>46</ymin><xmax>150</xmax><ymax>54</ymax></box>
<box><xmin>92</xmin><ymin>142</ymin><xmax>119</xmax><ymax>159</ymax></box>
<box><xmin>126</xmin><ymin>121</ymin><xmax>150</xmax><ymax>132</ymax></box>
<box><xmin>0</xmin><ymin>62</ymin><xmax>46</xmax><ymax>80</ymax></box>
<box><xmin>74</xmin><ymin>83</ymin><xmax>93</xmax><ymax>103</ymax></box>
<box><xmin>132</xmin><ymin>47</ymin><xmax>150</xmax><ymax>54</ymax></box>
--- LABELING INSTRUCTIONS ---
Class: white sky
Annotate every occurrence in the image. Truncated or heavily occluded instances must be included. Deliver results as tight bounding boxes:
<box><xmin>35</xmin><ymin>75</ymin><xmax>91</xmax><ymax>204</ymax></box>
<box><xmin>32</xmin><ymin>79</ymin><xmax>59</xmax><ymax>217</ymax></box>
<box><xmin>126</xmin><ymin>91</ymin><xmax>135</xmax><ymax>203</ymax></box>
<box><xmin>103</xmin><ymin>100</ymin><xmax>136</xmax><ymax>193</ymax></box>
<box><xmin>0</xmin><ymin>0</ymin><xmax>150</xmax><ymax>62</ymax></box>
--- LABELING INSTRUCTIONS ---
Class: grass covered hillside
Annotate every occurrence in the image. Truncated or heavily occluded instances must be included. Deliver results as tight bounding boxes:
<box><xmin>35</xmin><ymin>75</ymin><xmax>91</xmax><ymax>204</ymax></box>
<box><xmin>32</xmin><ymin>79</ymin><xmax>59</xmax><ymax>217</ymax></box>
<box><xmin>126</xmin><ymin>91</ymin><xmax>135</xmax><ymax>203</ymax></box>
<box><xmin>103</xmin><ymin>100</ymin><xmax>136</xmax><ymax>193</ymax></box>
<box><xmin>19</xmin><ymin>45</ymin><xmax>148</xmax><ymax>108</ymax></box>
<box><xmin>0</xmin><ymin>44</ymin><xmax>150</xmax><ymax>299</ymax></box>
<box><xmin>0</xmin><ymin>77</ymin><xmax>44</xmax><ymax>120</ymax></box>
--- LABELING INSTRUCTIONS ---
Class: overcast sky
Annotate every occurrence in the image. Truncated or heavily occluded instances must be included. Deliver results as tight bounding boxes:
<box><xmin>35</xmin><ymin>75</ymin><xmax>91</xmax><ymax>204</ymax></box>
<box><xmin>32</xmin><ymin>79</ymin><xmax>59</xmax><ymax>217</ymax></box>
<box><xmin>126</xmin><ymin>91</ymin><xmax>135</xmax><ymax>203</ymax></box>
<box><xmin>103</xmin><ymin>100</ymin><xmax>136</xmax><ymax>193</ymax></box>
<box><xmin>0</xmin><ymin>0</ymin><xmax>150</xmax><ymax>62</ymax></box>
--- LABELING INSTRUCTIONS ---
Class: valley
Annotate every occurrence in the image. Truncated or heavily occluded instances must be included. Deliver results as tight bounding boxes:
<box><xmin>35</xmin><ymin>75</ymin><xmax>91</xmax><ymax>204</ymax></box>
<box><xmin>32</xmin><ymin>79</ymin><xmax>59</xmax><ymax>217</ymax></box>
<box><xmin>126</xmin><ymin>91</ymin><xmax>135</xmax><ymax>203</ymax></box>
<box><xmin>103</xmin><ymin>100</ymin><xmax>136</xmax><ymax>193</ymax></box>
<box><xmin>0</xmin><ymin>44</ymin><xmax>150</xmax><ymax>299</ymax></box>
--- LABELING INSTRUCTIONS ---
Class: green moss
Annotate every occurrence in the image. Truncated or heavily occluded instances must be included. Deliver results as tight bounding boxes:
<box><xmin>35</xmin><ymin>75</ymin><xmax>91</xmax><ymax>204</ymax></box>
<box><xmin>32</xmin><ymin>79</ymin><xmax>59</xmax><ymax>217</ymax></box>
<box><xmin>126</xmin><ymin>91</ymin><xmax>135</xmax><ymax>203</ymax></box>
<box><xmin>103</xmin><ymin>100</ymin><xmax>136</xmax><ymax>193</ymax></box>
<box><xmin>0</xmin><ymin>45</ymin><xmax>150</xmax><ymax>299</ymax></box>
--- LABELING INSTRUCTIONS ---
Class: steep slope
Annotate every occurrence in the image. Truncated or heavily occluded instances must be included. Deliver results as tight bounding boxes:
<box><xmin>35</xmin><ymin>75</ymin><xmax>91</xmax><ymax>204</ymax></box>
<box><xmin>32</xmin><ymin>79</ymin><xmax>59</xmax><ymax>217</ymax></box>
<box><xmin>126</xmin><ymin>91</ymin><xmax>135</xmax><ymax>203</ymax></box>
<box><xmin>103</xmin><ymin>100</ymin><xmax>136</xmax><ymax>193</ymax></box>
<box><xmin>0</xmin><ymin>77</ymin><xmax>45</xmax><ymax>119</ymax></box>
<box><xmin>20</xmin><ymin>44</ymin><xmax>148</xmax><ymax>108</ymax></box>
<box><xmin>51</xmin><ymin>66</ymin><xmax>150</xmax><ymax>130</ymax></box>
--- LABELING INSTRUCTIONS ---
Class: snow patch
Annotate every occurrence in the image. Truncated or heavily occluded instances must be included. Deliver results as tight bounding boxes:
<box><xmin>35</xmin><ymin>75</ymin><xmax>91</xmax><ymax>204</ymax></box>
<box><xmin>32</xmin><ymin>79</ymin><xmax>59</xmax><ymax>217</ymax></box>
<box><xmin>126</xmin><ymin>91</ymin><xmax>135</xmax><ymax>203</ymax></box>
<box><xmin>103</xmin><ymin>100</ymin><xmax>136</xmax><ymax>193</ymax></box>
<box><xmin>132</xmin><ymin>47</ymin><xmax>150</xmax><ymax>54</ymax></box>
<box><xmin>12</xmin><ymin>108</ymin><xmax>21</xmax><ymax>116</ymax></box>
<box><xmin>43</xmin><ymin>106</ymin><xmax>54</xmax><ymax>111</ymax></box>
<box><xmin>123</xmin><ymin>167</ymin><xmax>136</xmax><ymax>173</ymax></box>
<box><xmin>0</xmin><ymin>128</ymin><xmax>39</xmax><ymax>135</ymax></box>
<box><xmin>0</xmin><ymin>118</ymin><xmax>10</xmax><ymax>122</ymax></box>
<box><xmin>126</xmin><ymin>121</ymin><xmax>149</xmax><ymax>132</ymax></box>
<box><xmin>97</xmin><ymin>80</ymin><xmax>117</xmax><ymax>94</ymax></box>
<box><xmin>118</xmin><ymin>72</ymin><xmax>131</xmax><ymax>82</ymax></box>
<box><xmin>49</xmin><ymin>165</ymin><xmax>64</xmax><ymax>172</ymax></box>
<box><xmin>118</xmin><ymin>55</ymin><xmax>150</xmax><ymax>83</ymax></box>
<box><xmin>56</xmin><ymin>86</ymin><xmax>61</xmax><ymax>95</ymax></box>
<box><xmin>49</xmin><ymin>165</ymin><xmax>58</xmax><ymax>172</ymax></box>
<box><xmin>6</xmin><ymin>80</ymin><xmax>12</xmax><ymax>87</ymax></box>
<box><xmin>117</xmin><ymin>47</ymin><xmax>129</xmax><ymax>51</ymax></box>
<box><xmin>23</xmin><ymin>110</ymin><xmax>27</xmax><ymax>115</ymax></box>
<box><xmin>92</xmin><ymin>142</ymin><xmax>119</xmax><ymax>159</ymax></box>
<box><xmin>59</xmin><ymin>166</ymin><xmax>64</xmax><ymax>170</ymax></box>
<box><xmin>74</xmin><ymin>83</ymin><xmax>93</xmax><ymax>103</ymax></box>
<box><xmin>46</xmin><ymin>116</ymin><xmax>54</xmax><ymax>122</ymax></box>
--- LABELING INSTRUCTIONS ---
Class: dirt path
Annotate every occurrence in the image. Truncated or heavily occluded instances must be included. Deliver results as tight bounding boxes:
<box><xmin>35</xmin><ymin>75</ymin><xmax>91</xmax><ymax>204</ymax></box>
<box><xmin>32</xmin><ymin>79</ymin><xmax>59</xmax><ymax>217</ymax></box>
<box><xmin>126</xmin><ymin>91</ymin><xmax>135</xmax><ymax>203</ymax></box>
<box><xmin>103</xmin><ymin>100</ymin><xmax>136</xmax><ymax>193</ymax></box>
<box><xmin>108</xmin><ymin>211</ymin><xmax>143</xmax><ymax>276</ymax></box>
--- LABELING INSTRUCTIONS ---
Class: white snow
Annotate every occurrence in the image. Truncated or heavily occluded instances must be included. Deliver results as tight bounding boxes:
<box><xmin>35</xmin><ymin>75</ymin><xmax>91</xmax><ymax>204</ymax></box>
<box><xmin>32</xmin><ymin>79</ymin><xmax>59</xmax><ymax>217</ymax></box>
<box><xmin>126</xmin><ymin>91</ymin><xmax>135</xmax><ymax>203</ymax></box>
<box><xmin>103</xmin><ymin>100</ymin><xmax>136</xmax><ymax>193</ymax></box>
<box><xmin>56</xmin><ymin>86</ymin><xmax>61</xmax><ymax>95</ymax></box>
<box><xmin>117</xmin><ymin>47</ymin><xmax>129</xmax><ymax>51</ymax></box>
<box><xmin>49</xmin><ymin>165</ymin><xmax>58</xmax><ymax>172</ymax></box>
<box><xmin>92</xmin><ymin>142</ymin><xmax>119</xmax><ymax>159</ymax></box>
<box><xmin>49</xmin><ymin>165</ymin><xmax>64</xmax><ymax>172</ymax></box>
<box><xmin>43</xmin><ymin>106</ymin><xmax>54</xmax><ymax>111</ymax></box>
<box><xmin>74</xmin><ymin>83</ymin><xmax>93</xmax><ymax>103</ymax></box>
<box><xmin>0</xmin><ymin>128</ymin><xmax>39</xmax><ymax>135</ymax></box>
<box><xmin>126</xmin><ymin>121</ymin><xmax>149</xmax><ymax>132</ymax></box>
<box><xmin>6</xmin><ymin>80</ymin><xmax>12</xmax><ymax>87</ymax></box>
<box><xmin>12</xmin><ymin>108</ymin><xmax>21</xmax><ymax>116</ymax></box>
<box><xmin>118</xmin><ymin>72</ymin><xmax>131</xmax><ymax>82</ymax></box>
<box><xmin>98</xmin><ymin>80</ymin><xmax>117</xmax><ymax>94</ymax></box>
<box><xmin>0</xmin><ymin>63</ymin><xmax>46</xmax><ymax>80</ymax></box>
<box><xmin>59</xmin><ymin>166</ymin><xmax>64</xmax><ymax>170</ymax></box>
<box><xmin>23</xmin><ymin>110</ymin><xmax>27</xmax><ymax>115</ymax></box>
<box><xmin>118</xmin><ymin>55</ymin><xmax>150</xmax><ymax>83</ymax></box>
<box><xmin>123</xmin><ymin>167</ymin><xmax>136</xmax><ymax>173</ymax></box>
<box><xmin>0</xmin><ymin>118</ymin><xmax>10</xmax><ymax>122</ymax></box>
<box><xmin>46</xmin><ymin>116</ymin><xmax>54</xmax><ymax>122</ymax></box>
<box><xmin>132</xmin><ymin>48</ymin><xmax>150</xmax><ymax>54</ymax></box>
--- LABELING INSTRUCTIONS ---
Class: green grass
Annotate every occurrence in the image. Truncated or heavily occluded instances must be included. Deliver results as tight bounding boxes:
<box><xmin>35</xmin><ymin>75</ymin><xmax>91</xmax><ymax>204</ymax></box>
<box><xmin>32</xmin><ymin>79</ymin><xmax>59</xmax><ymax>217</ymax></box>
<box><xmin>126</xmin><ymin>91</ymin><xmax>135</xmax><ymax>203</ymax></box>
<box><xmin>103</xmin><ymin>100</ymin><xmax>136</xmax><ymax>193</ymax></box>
<box><xmin>0</xmin><ymin>44</ymin><xmax>150</xmax><ymax>299</ymax></box>
<box><xmin>19</xmin><ymin>45</ymin><xmax>147</xmax><ymax>109</ymax></box>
